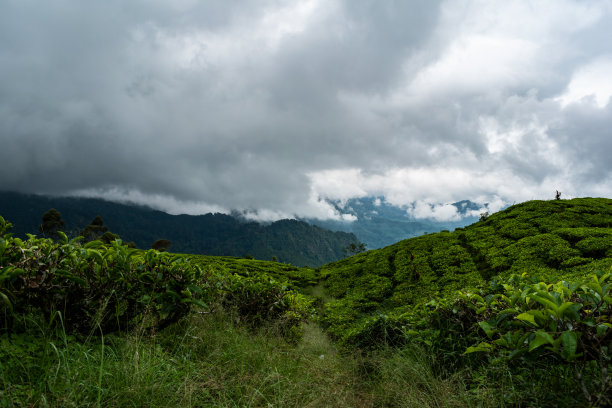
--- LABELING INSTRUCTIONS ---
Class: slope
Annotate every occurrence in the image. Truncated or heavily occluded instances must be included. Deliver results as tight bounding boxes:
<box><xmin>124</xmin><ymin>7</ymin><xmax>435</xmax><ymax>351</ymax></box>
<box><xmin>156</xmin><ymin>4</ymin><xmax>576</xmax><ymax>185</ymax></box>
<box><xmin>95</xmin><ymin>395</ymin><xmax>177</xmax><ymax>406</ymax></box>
<box><xmin>318</xmin><ymin>198</ymin><xmax>612</xmax><ymax>343</ymax></box>
<box><xmin>0</xmin><ymin>191</ymin><xmax>360</xmax><ymax>267</ymax></box>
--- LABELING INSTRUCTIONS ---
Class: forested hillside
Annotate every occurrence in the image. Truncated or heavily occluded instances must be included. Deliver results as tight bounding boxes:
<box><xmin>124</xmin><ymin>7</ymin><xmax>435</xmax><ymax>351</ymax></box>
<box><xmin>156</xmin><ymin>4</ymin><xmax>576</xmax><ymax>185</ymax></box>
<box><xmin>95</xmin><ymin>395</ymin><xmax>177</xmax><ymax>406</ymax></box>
<box><xmin>0</xmin><ymin>191</ymin><xmax>360</xmax><ymax>266</ymax></box>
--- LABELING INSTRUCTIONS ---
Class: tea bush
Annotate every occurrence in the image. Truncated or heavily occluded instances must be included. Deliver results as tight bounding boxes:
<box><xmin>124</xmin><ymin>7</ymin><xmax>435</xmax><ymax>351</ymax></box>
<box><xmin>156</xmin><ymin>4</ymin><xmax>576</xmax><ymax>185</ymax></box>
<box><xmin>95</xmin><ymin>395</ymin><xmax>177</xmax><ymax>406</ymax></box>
<box><xmin>0</xmin><ymin>217</ymin><xmax>207</xmax><ymax>335</ymax></box>
<box><xmin>456</xmin><ymin>271</ymin><xmax>611</xmax><ymax>405</ymax></box>
<box><xmin>214</xmin><ymin>272</ymin><xmax>314</xmax><ymax>342</ymax></box>
<box><xmin>1</xmin><ymin>216</ymin><xmax>311</xmax><ymax>340</ymax></box>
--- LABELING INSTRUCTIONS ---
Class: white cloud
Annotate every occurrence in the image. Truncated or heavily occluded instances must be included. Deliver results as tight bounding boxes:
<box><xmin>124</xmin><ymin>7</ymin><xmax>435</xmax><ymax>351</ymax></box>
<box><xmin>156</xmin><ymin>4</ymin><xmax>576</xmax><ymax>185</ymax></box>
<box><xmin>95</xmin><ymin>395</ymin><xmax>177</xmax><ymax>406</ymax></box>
<box><xmin>70</xmin><ymin>187</ymin><xmax>228</xmax><ymax>215</ymax></box>
<box><xmin>408</xmin><ymin>201</ymin><xmax>461</xmax><ymax>222</ymax></box>
<box><xmin>557</xmin><ymin>57</ymin><xmax>612</xmax><ymax>108</ymax></box>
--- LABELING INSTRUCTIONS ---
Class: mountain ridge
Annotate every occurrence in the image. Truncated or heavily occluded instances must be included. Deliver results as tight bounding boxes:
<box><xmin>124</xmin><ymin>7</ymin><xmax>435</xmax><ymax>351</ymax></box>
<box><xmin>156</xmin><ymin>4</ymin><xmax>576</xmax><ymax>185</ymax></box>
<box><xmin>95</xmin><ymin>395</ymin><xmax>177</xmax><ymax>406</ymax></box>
<box><xmin>307</xmin><ymin>196</ymin><xmax>485</xmax><ymax>249</ymax></box>
<box><xmin>0</xmin><ymin>191</ymin><xmax>359</xmax><ymax>267</ymax></box>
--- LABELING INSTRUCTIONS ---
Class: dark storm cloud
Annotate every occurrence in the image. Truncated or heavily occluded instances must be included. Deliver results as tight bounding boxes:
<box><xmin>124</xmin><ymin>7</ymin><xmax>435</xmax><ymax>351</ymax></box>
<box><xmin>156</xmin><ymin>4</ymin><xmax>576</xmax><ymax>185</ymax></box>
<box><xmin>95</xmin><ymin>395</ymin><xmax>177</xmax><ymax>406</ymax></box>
<box><xmin>1</xmin><ymin>0</ymin><xmax>611</xmax><ymax>220</ymax></box>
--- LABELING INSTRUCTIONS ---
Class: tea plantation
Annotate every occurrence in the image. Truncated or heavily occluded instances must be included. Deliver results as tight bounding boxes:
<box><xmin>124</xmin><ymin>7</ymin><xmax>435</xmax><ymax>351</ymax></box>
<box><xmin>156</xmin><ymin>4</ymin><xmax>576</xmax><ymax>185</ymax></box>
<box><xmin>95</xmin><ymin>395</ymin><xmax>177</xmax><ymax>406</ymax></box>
<box><xmin>1</xmin><ymin>198</ymin><xmax>610</xmax><ymax>407</ymax></box>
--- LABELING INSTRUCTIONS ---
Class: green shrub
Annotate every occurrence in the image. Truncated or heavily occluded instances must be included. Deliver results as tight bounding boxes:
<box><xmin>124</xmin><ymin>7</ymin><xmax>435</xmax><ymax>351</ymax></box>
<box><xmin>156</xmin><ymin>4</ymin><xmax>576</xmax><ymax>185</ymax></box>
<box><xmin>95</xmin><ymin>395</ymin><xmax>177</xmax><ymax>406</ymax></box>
<box><xmin>1</xmin><ymin>216</ymin><xmax>207</xmax><ymax>335</ymax></box>
<box><xmin>216</xmin><ymin>273</ymin><xmax>313</xmax><ymax>342</ymax></box>
<box><xmin>576</xmin><ymin>236</ymin><xmax>612</xmax><ymax>258</ymax></box>
<box><xmin>460</xmin><ymin>271</ymin><xmax>611</xmax><ymax>406</ymax></box>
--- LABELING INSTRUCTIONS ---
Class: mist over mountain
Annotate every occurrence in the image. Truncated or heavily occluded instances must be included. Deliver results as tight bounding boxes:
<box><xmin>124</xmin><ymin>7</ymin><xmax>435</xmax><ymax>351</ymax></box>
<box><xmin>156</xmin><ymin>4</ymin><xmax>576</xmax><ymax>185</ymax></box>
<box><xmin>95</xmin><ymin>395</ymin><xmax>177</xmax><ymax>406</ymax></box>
<box><xmin>307</xmin><ymin>197</ymin><xmax>488</xmax><ymax>249</ymax></box>
<box><xmin>0</xmin><ymin>191</ymin><xmax>359</xmax><ymax>267</ymax></box>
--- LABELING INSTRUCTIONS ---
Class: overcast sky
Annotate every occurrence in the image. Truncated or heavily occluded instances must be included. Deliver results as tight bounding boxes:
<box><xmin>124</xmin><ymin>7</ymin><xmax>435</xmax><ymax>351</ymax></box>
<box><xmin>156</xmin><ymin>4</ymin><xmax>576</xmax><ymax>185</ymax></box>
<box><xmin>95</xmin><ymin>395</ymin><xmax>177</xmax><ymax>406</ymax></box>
<box><xmin>1</xmin><ymin>0</ymin><xmax>611</xmax><ymax>221</ymax></box>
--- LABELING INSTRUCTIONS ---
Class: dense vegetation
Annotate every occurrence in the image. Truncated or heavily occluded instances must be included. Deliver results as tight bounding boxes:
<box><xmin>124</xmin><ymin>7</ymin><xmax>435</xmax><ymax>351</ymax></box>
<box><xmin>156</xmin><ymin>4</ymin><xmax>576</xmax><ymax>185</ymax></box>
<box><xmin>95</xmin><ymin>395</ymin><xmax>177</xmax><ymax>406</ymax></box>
<box><xmin>1</xmin><ymin>197</ymin><xmax>611</xmax><ymax>406</ymax></box>
<box><xmin>0</xmin><ymin>191</ymin><xmax>360</xmax><ymax>266</ymax></box>
<box><xmin>319</xmin><ymin>198</ymin><xmax>612</xmax><ymax>327</ymax></box>
<box><xmin>317</xmin><ymin>198</ymin><xmax>611</xmax><ymax>405</ymax></box>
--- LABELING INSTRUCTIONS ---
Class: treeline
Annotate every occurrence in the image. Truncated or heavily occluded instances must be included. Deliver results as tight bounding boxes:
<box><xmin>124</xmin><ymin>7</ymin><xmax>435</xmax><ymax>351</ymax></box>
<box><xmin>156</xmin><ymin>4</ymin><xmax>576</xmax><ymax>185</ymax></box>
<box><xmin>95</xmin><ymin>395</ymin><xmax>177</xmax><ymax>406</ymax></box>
<box><xmin>0</xmin><ymin>191</ymin><xmax>361</xmax><ymax>266</ymax></box>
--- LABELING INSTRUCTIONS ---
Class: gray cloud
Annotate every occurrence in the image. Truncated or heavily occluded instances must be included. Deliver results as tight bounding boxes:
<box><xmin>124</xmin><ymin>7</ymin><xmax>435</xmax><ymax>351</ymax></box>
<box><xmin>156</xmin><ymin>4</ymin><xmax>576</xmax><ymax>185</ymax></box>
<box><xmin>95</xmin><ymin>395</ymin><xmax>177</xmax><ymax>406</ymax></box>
<box><xmin>1</xmin><ymin>0</ymin><xmax>611</xmax><ymax>219</ymax></box>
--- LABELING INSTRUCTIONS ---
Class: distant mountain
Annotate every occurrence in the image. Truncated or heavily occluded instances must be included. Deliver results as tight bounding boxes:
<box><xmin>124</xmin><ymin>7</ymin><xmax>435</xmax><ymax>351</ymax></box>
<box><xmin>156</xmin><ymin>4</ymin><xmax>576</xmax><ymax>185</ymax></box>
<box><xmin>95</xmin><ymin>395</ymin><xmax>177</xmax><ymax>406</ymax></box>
<box><xmin>0</xmin><ymin>191</ymin><xmax>360</xmax><ymax>267</ymax></box>
<box><xmin>306</xmin><ymin>197</ymin><xmax>483</xmax><ymax>249</ymax></box>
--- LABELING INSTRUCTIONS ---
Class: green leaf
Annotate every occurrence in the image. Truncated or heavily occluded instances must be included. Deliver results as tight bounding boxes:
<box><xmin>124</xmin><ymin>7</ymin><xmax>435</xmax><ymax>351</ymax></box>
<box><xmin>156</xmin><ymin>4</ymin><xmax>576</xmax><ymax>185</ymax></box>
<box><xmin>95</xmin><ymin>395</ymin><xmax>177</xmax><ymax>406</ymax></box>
<box><xmin>536</xmin><ymin>288</ymin><xmax>560</xmax><ymax>305</ymax></box>
<box><xmin>508</xmin><ymin>348</ymin><xmax>527</xmax><ymax>361</ymax></box>
<box><xmin>478</xmin><ymin>321</ymin><xmax>496</xmax><ymax>338</ymax></box>
<box><xmin>530</xmin><ymin>294</ymin><xmax>559</xmax><ymax>314</ymax></box>
<box><xmin>563</xmin><ymin>304</ymin><xmax>582</xmax><ymax>321</ymax></box>
<box><xmin>583</xmin><ymin>317</ymin><xmax>596</xmax><ymax>327</ymax></box>
<box><xmin>84</xmin><ymin>240</ymin><xmax>103</xmax><ymax>249</ymax></box>
<box><xmin>186</xmin><ymin>284</ymin><xmax>203</xmax><ymax>294</ymax></box>
<box><xmin>0</xmin><ymin>291</ymin><xmax>12</xmax><ymax>313</ymax></box>
<box><xmin>537</xmin><ymin>330</ymin><xmax>554</xmax><ymax>344</ymax></box>
<box><xmin>596</xmin><ymin>324</ymin><xmax>610</xmax><ymax>336</ymax></box>
<box><xmin>166</xmin><ymin>290</ymin><xmax>181</xmax><ymax>300</ymax></box>
<box><xmin>560</xmin><ymin>331</ymin><xmax>578</xmax><ymax>356</ymax></box>
<box><xmin>56</xmin><ymin>230</ymin><xmax>68</xmax><ymax>244</ymax></box>
<box><xmin>529</xmin><ymin>336</ymin><xmax>549</xmax><ymax>352</ymax></box>
<box><xmin>557</xmin><ymin>301</ymin><xmax>576</xmax><ymax>316</ymax></box>
<box><xmin>516</xmin><ymin>312</ymin><xmax>537</xmax><ymax>325</ymax></box>
<box><xmin>529</xmin><ymin>330</ymin><xmax>555</xmax><ymax>352</ymax></box>
<box><xmin>465</xmin><ymin>342</ymin><xmax>493</xmax><ymax>354</ymax></box>
<box><xmin>86</xmin><ymin>249</ymin><xmax>104</xmax><ymax>264</ymax></box>
<box><xmin>587</xmin><ymin>281</ymin><xmax>603</xmax><ymax>297</ymax></box>
<box><xmin>188</xmin><ymin>299</ymin><xmax>208</xmax><ymax>309</ymax></box>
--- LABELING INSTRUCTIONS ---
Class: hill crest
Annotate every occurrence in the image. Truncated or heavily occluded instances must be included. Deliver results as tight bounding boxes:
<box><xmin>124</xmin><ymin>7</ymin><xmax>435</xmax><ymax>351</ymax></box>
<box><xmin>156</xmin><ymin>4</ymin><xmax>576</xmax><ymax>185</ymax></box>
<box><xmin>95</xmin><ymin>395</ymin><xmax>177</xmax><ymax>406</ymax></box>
<box><xmin>0</xmin><ymin>191</ymin><xmax>360</xmax><ymax>267</ymax></box>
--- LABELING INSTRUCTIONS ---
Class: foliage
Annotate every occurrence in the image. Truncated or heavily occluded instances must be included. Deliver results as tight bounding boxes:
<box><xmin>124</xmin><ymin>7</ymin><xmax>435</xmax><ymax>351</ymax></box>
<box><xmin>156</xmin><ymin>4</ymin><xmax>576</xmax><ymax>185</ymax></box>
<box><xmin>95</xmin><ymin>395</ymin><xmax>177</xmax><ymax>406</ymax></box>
<box><xmin>1</xmin><ymin>216</ymin><xmax>207</xmax><ymax>335</ymax></box>
<box><xmin>318</xmin><ymin>199</ymin><xmax>612</xmax><ymax>347</ymax></box>
<box><xmin>80</xmin><ymin>215</ymin><xmax>109</xmax><ymax>242</ymax></box>
<box><xmin>215</xmin><ymin>273</ymin><xmax>313</xmax><ymax>342</ymax></box>
<box><xmin>2</xmin><ymin>197</ymin><xmax>612</xmax><ymax>406</ymax></box>
<box><xmin>1</xmin><ymin>215</ymin><xmax>313</xmax><ymax>343</ymax></box>
<box><xmin>460</xmin><ymin>271</ymin><xmax>611</xmax><ymax>405</ymax></box>
<box><xmin>188</xmin><ymin>254</ymin><xmax>320</xmax><ymax>290</ymax></box>
<box><xmin>152</xmin><ymin>238</ymin><xmax>172</xmax><ymax>252</ymax></box>
<box><xmin>0</xmin><ymin>191</ymin><xmax>359</xmax><ymax>266</ymax></box>
<box><xmin>344</xmin><ymin>242</ymin><xmax>367</xmax><ymax>256</ymax></box>
<box><xmin>38</xmin><ymin>208</ymin><xmax>65</xmax><ymax>240</ymax></box>
<box><xmin>316</xmin><ymin>198</ymin><xmax>612</xmax><ymax>404</ymax></box>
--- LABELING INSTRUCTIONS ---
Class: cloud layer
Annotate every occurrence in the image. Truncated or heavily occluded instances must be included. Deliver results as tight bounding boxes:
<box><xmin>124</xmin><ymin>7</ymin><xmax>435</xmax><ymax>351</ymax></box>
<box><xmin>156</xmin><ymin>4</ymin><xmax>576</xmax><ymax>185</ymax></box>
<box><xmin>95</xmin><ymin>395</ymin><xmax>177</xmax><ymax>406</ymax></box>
<box><xmin>1</xmin><ymin>0</ymin><xmax>611</xmax><ymax>220</ymax></box>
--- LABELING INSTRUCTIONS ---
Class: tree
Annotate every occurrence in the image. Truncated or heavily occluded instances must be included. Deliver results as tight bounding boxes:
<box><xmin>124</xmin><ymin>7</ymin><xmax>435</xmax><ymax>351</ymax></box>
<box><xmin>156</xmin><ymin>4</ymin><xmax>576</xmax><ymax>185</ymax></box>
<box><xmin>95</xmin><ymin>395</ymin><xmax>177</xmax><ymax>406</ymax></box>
<box><xmin>39</xmin><ymin>208</ymin><xmax>65</xmax><ymax>239</ymax></box>
<box><xmin>100</xmin><ymin>231</ymin><xmax>120</xmax><ymax>244</ymax></box>
<box><xmin>555</xmin><ymin>190</ymin><xmax>562</xmax><ymax>200</ymax></box>
<box><xmin>344</xmin><ymin>242</ymin><xmax>367</xmax><ymax>256</ymax></box>
<box><xmin>152</xmin><ymin>239</ymin><xmax>172</xmax><ymax>252</ymax></box>
<box><xmin>81</xmin><ymin>215</ymin><xmax>109</xmax><ymax>242</ymax></box>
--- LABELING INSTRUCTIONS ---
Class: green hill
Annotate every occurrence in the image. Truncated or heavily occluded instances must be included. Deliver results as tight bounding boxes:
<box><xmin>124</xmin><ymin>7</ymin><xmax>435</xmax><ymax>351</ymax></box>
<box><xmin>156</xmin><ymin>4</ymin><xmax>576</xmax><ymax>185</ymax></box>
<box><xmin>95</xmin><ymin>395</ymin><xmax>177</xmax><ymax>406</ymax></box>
<box><xmin>318</xmin><ymin>198</ymin><xmax>612</xmax><ymax>342</ymax></box>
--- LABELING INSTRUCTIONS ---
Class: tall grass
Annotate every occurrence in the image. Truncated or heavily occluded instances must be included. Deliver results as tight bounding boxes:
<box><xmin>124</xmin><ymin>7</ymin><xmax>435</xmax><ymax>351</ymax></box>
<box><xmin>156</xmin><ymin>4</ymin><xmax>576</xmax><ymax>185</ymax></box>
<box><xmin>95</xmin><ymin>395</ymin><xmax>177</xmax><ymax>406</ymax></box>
<box><xmin>1</xmin><ymin>310</ymin><xmax>478</xmax><ymax>408</ymax></box>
